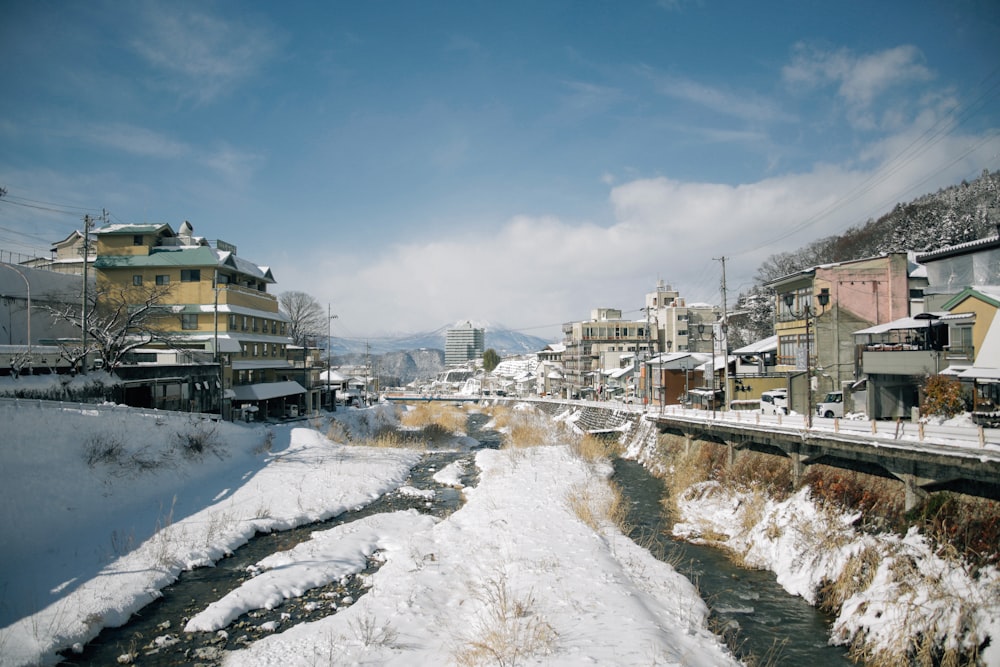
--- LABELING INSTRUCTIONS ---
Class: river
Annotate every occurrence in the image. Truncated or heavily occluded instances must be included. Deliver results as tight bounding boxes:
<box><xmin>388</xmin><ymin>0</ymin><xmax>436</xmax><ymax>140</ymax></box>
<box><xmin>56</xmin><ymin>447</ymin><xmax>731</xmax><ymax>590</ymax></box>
<box><xmin>62</xmin><ymin>413</ymin><xmax>849</xmax><ymax>666</ymax></box>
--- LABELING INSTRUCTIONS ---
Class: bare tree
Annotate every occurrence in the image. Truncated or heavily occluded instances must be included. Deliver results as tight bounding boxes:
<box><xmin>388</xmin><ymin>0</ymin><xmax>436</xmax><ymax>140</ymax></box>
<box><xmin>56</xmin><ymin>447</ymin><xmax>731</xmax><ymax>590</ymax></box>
<box><xmin>279</xmin><ymin>290</ymin><xmax>324</xmax><ymax>347</ymax></box>
<box><xmin>48</xmin><ymin>283</ymin><xmax>176</xmax><ymax>371</ymax></box>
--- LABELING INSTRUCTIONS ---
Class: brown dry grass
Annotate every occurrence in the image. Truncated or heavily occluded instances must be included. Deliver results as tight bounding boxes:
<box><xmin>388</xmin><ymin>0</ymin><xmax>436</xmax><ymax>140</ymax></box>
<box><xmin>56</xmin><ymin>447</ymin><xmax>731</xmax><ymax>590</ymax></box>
<box><xmin>452</xmin><ymin>572</ymin><xmax>557</xmax><ymax>667</ymax></box>
<box><xmin>566</xmin><ymin>480</ymin><xmax>630</xmax><ymax>534</ymax></box>
<box><xmin>400</xmin><ymin>402</ymin><xmax>468</xmax><ymax>434</ymax></box>
<box><xmin>568</xmin><ymin>433</ymin><xmax>623</xmax><ymax>463</ymax></box>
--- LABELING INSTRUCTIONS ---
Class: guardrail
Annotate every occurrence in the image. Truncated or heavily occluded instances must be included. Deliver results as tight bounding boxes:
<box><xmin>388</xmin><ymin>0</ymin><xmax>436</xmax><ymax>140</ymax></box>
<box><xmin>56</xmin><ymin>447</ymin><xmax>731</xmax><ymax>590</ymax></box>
<box><xmin>650</xmin><ymin>403</ymin><xmax>1000</xmax><ymax>451</ymax></box>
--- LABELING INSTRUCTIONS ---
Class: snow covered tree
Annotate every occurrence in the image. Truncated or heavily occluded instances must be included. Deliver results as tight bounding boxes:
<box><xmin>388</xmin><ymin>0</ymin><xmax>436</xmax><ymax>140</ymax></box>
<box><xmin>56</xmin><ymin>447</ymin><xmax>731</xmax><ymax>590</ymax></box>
<box><xmin>279</xmin><ymin>290</ymin><xmax>325</xmax><ymax>347</ymax></box>
<box><xmin>47</xmin><ymin>283</ymin><xmax>176</xmax><ymax>371</ymax></box>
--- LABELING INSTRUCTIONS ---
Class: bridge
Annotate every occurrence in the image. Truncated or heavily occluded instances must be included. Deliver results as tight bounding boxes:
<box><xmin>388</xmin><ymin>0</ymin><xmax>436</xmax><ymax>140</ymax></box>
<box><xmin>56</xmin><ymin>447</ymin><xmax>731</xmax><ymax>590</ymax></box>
<box><xmin>648</xmin><ymin>407</ymin><xmax>1000</xmax><ymax>509</ymax></box>
<box><xmin>376</xmin><ymin>394</ymin><xmax>1000</xmax><ymax>509</ymax></box>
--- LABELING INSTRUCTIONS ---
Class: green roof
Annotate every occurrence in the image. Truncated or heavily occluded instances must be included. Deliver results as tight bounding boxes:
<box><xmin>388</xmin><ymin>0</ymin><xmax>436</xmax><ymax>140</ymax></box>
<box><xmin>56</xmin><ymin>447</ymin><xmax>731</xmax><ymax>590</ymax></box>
<box><xmin>95</xmin><ymin>246</ymin><xmax>220</xmax><ymax>269</ymax></box>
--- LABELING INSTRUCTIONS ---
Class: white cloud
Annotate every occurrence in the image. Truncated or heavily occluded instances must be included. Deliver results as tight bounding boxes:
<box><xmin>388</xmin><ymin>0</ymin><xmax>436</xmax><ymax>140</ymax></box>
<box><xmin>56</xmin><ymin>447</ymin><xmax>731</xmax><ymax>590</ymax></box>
<box><xmin>783</xmin><ymin>44</ymin><xmax>933</xmax><ymax>127</ymax></box>
<box><xmin>648</xmin><ymin>70</ymin><xmax>792</xmax><ymax>124</ymax></box>
<box><xmin>83</xmin><ymin>123</ymin><xmax>191</xmax><ymax>159</ymax></box>
<box><xmin>130</xmin><ymin>4</ymin><xmax>281</xmax><ymax>104</ymax></box>
<box><xmin>279</xmin><ymin>126</ymin><xmax>999</xmax><ymax>340</ymax></box>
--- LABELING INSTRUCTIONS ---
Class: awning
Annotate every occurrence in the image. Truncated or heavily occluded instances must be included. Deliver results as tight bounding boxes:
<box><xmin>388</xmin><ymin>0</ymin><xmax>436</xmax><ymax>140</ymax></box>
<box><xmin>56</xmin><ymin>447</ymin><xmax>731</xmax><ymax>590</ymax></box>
<box><xmin>230</xmin><ymin>380</ymin><xmax>307</xmax><ymax>402</ymax></box>
<box><xmin>214</xmin><ymin>336</ymin><xmax>244</xmax><ymax>353</ymax></box>
<box><xmin>957</xmin><ymin>367</ymin><xmax>1000</xmax><ymax>381</ymax></box>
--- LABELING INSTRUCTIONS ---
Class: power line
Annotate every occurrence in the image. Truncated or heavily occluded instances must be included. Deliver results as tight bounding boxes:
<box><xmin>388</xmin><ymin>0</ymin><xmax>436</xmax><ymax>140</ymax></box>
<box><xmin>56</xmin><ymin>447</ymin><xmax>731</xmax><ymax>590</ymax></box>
<box><xmin>737</xmin><ymin>66</ymin><xmax>1000</xmax><ymax>256</ymax></box>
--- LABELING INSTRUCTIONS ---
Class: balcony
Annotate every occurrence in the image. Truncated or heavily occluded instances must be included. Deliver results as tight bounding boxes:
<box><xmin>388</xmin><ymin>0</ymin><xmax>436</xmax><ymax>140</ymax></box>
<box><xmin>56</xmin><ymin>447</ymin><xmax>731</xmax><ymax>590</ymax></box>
<box><xmin>216</xmin><ymin>283</ymin><xmax>278</xmax><ymax>311</ymax></box>
<box><xmin>862</xmin><ymin>348</ymin><xmax>948</xmax><ymax>376</ymax></box>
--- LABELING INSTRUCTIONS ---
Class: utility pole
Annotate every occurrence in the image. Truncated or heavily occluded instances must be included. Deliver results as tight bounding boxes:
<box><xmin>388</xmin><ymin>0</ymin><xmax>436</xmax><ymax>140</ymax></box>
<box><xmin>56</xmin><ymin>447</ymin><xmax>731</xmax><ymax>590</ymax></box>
<box><xmin>81</xmin><ymin>214</ymin><xmax>93</xmax><ymax>373</ymax></box>
<box><xmin>716</xmin><ymin>256</ymin><xmax>729</xmax><ymax>411</ymax></box>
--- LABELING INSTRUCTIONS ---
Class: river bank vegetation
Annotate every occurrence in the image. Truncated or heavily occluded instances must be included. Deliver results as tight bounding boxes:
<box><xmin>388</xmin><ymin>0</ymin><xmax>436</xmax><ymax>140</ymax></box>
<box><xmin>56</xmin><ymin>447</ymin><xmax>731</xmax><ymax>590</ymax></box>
<box><xmin>652</xmin><ymin>432</ymin><xmax>1000</xmax><ymax>666</ymax></box>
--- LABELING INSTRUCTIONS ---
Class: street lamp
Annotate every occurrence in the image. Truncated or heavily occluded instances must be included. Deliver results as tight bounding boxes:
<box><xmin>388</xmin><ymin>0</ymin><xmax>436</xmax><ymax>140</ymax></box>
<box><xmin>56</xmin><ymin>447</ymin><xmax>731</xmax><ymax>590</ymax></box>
<box><xmin>782</xmin><ymin>289</ymin><xmax>830</xmax><ymax>428</ymax></box>
<box><xmin>328</xmin><ymin>306</ymin><xmax>338</xmax><ymax>411</ymax></box>
<box><xmin>697</xmin><ymin>321</ymin><xmax>726</xmax><ymax>417</ymax></box>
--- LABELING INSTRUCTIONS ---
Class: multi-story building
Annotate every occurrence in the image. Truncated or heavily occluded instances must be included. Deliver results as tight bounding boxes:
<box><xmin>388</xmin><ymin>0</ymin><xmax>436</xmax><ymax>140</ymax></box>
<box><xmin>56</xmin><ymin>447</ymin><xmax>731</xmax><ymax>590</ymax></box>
<box><xmin>766</xmin><ymin>253</ymin><xmax>912</xmax><ymax>414</ymax></box>
<box><xmin>562</xmin><ymin>308</ymin><xmax>651</xmax><ymax>398</ymax></box>
<box><xmin>644</xmin><ymin>281</ymin><xmax>721</xmax><ymax>354</ymax></box>
<box><xmin>92</xmin><ymin>221</ymin><xmax>308</xmax><ymax>420</ymax></box>
<box><xmin>445</xmin><ymin>321</ymin><xmax>484</xmax><ymax>366</ymax></box>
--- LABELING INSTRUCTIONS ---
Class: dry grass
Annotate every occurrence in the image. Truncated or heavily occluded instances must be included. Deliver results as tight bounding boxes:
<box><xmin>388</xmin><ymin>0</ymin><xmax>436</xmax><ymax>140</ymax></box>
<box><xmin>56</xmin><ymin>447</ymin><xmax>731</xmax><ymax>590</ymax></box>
<box><xmin>566</xmin><ymin>480</ymin><xmax>630</xmax><ymax>534</ymax></box>
<box><xmin>817</xmin><ymin>544</ymin><xmax>882</xmax><ymax>615</ymax></box>
<box><xmin>400</xmin><ymin>402</ymin><xmax>468</xmax><ymax>434</ymax></box>
<box><xmin>452</xmin><ymin>572</ymin><xmax>557</xmax><ymax>667</ymax></box>
<box><xmin>356</xmin><ymin>427</ymin><xmax>428</xmax><ymax>450</ymax></box>
<box><xmin>569</xmin><ymin>433</ymin><xmax>623</xmax><ymax>463</ymax></box>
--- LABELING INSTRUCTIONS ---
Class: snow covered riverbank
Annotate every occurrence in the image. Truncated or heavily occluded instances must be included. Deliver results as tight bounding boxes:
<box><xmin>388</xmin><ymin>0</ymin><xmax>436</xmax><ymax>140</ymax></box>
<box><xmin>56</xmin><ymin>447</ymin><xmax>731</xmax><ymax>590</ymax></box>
<box><xmin>672</xmin><ymin>481</ymin><xmax>1000</xmax><ymax>665</ymax></box>
<box><xmin>0</xmin><ymin>401</ymin><xmax>739</xmax><ymax>666</ymax></box>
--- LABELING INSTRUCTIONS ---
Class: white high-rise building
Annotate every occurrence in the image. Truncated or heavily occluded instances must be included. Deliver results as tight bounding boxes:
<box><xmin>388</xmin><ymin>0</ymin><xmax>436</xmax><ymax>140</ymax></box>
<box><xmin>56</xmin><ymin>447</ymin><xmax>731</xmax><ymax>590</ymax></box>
<box><xmin>445</xmin><ymin>321</ymin><xmax>484</xmax><ymax>366</ymax></box>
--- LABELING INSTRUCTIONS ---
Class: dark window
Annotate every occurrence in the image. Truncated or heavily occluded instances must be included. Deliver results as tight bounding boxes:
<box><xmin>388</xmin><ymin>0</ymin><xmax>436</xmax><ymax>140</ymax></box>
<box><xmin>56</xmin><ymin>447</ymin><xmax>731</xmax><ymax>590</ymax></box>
<box><xmin>181</xmin><ymin>269</ymin><xmax>201</xmax><ymax>282</ymax></box>
<box><xmin>228</xmin><ymin>314</ymin><xmax>237</xmax><ymax>330</ymax></box>
<box><xmin>181</xmin><ymin>314</ymin><xmax>198</xmax><ymax>330</ymax></box>
<box><xmin>155</xmin><ymin>274</ymin><xmax>169</xmax><ymax>285</ymax></box>
<box><xmin>132</xmin><ymin>275</ymin><xmax>143</xmax><ymax>286</ymax></box>
<box><xmin>132</xmin><ymin>235</ymin><xmax>143</xmax><ymax>246</ymax></box>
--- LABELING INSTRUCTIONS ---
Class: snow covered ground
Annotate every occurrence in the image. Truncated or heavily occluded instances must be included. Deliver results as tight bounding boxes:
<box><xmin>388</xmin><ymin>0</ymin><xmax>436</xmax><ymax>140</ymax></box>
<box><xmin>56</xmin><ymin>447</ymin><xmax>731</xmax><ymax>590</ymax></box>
<box><xmin>0</xmin><ymin>399</ymin><xmax>739</xmax><ymax>666</ymax></box>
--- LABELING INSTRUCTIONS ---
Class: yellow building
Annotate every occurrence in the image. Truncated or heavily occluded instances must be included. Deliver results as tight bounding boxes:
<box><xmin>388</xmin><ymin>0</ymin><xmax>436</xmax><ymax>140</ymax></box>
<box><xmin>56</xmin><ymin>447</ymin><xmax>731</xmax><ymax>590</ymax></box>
<box><xmin>92</xmin><ymin>221</ymin><xmax>314</xmax><ymax>419</ymax></box>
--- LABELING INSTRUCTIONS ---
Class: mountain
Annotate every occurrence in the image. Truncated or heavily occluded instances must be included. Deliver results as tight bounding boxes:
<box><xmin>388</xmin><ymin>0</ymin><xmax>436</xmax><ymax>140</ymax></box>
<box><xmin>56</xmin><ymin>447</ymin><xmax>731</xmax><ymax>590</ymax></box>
<box><xmin>330</xmin><ymin>321</ymin><xmax>552</xmax><ymax>356</ymax></box>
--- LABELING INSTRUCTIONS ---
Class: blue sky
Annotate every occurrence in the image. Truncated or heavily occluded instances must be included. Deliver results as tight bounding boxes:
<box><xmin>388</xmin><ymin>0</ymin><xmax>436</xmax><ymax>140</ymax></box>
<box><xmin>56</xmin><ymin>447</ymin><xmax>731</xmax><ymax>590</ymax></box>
<box><xmin>1</xmin><ymin>1</ymin><xmax>998</xmax><ymax>341</ymax></box>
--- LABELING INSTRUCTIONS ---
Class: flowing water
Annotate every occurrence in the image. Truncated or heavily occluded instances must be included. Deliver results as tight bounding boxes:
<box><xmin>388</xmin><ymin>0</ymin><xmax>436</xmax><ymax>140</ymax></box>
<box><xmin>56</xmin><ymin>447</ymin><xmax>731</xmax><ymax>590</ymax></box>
<box><xmin>61</xmin><ymin>411</ymin><xmax>848</xmax><ymax>666</ymax></box>
<box><xmin>60</xmin><ymin>449</ymin><xmax>479</xmax><ymax>666</ymax></box>
<box><xmin>612</xmin><ymin>458</ymin><xmax>853</xmax><ymax>666</ymax></box>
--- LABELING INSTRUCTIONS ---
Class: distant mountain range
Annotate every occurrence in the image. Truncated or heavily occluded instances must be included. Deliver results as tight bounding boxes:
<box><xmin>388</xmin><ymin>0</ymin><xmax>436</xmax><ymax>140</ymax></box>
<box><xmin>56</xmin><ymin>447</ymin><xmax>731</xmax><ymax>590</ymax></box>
<box><xmin>329</xmin><ymin>321</ymin><xmax>554</xmax><ymax>356</ymax></box>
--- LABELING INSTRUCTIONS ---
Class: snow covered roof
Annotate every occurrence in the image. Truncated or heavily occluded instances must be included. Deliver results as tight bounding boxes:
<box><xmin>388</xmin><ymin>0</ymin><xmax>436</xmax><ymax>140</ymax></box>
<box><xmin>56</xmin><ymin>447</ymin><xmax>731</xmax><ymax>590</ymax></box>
<box><xmin>230</xmin><ymin>380</ymin><xmax>306</xmax><ymax>401</ymax></box>
<box><xmin>92</xmin><ymin>223</ymin><xmax>174</xmax><ymax>236</ymax></box>
<box><xmin>731</xmin><ymin>335</ymin><xmax>777</xmax><ymax>354</ymax></box>
<box><xmin>916</xmin><ymin>233</ymin><xmax>1000</xmax><ymax>263</ymax></box>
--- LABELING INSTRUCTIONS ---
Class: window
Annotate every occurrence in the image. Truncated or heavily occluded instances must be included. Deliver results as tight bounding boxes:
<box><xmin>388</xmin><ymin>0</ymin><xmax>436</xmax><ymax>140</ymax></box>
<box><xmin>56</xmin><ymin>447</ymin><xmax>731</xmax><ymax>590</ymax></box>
<box><xmin>242</xmin><ymin>316</ymin><xmax>248</xmax><ymax>331</ymax></box>
<box><xmin>132</xmin><ymin>235</ymin><xmax>143</xmax><ymax>246</ymax></box>
<box><xmin>132</xmin><ymin>275</ymin><xmax>143</xmax><ymax>286</ymax></box>
<box><xmin>181</xmin><ymin>269</ymin><xmax>201</xmax><ymax>282</ymax></box>
<box><xmin>155</xmin><ymin>274</ymin><xmax>169</xmax><ymax>285</ymax></box>
<box><xmin>181</xmin><ymin>314</ymin><xmax>198</xmax><ymax>330</ymax></box>
<box><xmin>228</xmin><ymin>314</ymin><xmax>237</xmax><ymax>330</ymax></box>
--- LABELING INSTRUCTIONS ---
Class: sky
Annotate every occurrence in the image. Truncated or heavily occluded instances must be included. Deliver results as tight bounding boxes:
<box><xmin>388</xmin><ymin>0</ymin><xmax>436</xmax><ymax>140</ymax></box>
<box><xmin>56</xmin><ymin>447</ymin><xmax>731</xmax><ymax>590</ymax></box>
<box><xmin>1</xmin><ymin>1</ymin><xmax>999</xmax><ymax>341</ymax></box>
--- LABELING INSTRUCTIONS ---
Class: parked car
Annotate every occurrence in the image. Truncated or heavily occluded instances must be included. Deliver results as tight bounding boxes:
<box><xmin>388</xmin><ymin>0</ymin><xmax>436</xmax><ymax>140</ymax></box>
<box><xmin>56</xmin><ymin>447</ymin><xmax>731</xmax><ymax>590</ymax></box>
<box><xmin>816</xmin><ymin>391</ymin><xmax>844</xmax><ymax>418</ymax></box>
<box><xmin>760</xmin><ymin>389</ymin><xmax>788</xmax><ymax>415</ymax></box>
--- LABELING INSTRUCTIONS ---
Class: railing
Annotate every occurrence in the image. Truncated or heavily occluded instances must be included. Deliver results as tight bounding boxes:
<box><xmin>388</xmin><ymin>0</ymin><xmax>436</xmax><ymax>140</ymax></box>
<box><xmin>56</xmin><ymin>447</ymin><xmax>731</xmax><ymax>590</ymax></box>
<box><xmin>0</xmin><ymin>397</ymin><xmax>221</xmax><ymax>422</ymax></box>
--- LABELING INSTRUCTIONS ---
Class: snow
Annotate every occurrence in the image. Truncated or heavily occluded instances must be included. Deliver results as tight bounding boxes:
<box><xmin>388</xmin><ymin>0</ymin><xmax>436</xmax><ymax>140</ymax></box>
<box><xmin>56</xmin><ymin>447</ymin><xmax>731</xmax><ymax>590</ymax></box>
<box><xmin>673</xmin><ymin>480</ymin><xmax>1000</xmax><ymax>664</ymax></box>
<box><xmin>0</xmin><ymin>400</ymin><xmax>738</xmax><ymax>666</ymax></box>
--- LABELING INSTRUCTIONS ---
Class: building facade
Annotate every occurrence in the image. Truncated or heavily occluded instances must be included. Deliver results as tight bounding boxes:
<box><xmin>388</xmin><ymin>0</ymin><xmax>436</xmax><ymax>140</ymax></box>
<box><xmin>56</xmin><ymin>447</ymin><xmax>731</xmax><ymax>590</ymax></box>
<box><xmin>92</xmin><ymin>221</ymin><xmax>306</xmax><ymax>420</ymax></box>
<box><xmin>445</xmin><ymin>321</ymin><xmax>484</xmax><ymax>366</ymax></box>
<box><xmin>562</xmin><ymin>308</ymin><xmax>651</xmax><ymax>398</ymax></box>
<box><xmin>767</xmin><ymin>253</ymin><xmax>912</xmax><ymax>414</ymax></box>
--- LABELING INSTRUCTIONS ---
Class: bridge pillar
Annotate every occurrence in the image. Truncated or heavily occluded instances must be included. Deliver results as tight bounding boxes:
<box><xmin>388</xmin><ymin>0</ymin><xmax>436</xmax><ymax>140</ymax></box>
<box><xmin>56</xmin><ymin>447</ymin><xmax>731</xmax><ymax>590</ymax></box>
<box><xmin>788</xmin><ymin>452</ymin><xmax>809</xmax><ymax>487</ymax></box>
<box><xmin>897</xmin><ymin>473</ymin><xmax>931</xmax><ymax>512</ymax></box>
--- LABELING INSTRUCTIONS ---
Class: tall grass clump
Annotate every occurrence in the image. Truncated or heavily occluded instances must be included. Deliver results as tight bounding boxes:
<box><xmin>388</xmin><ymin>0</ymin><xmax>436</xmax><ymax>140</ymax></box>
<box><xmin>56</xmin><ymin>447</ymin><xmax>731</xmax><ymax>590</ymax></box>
<box><xmin>569</xmin><ymin>433</ymin><xmax>623</xmax><ymax>463</ymax></box>
<box><xmin>400</xmin><ymin>402</ymin><xmax>468</xmax><ymax>434</ymax></box>
<box><xmin>452</xmin><ymin>571</ymin><xmax>556</xmax><ymax>667</ymax></box>
<box><xmin>566</xmin><ymin>480</ymin><xmax>630</xmax><ymax>534</ymax></box>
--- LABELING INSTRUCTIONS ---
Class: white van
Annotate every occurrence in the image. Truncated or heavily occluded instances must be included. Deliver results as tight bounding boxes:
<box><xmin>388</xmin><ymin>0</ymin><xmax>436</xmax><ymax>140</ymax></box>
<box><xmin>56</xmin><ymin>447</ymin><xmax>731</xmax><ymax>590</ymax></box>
<box><xmin>760</xmin><ymin>389</ymin><xmax>788</xmax><ymax>415</ymax></box>
<box><xmin>816</xmin><ymin>391</ymin><xmax>844</xmax><ymax>418</ymax></box>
